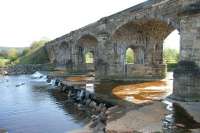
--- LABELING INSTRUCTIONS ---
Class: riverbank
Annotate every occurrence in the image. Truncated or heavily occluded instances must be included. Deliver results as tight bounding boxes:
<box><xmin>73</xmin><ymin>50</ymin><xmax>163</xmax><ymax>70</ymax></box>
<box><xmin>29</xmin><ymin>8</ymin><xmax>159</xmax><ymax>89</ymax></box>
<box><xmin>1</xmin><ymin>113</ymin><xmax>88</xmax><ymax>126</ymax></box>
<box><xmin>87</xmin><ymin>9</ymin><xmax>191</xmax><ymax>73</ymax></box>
<box><xmin>0</xmin><ymin>64</ymin><xmax>55</xmax><ymax>75</ymax></box>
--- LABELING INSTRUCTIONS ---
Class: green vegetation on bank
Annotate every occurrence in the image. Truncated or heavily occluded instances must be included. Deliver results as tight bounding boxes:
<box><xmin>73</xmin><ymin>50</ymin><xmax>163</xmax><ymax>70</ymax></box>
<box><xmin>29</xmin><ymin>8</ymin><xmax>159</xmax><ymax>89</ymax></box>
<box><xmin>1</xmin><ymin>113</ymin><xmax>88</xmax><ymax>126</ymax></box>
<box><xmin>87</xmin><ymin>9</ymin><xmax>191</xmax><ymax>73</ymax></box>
<box><xmin>17</xmin><ymin>40</ymin><xmax>49</xmax><ymax>64</ymax></box>
<box><xmin>0</xmin><ymin>58</ymin><xmax>10</xmax><ymax>67</ymax></box>
<box><xmin>164</xmin><ymin>48</ymin><xmax>179</xmax><ymax>72</ymax></box>
<box><xmin>164</xmin><ymin>48</ymin><xmax>179</xmax><ymax>64</ymax></box>
<box><xmin>0</xmin><ymin>39</ymin><xmax>50</xmax><ymax>67</ymax></box>
<box><xmin>0</xmin><ymin>48</ymin><xmax>21</xmax><ymax>67</ymax></box>
<box><xmin>126</xmin><ymin>48</ymin><xmax>134</xmax><ymax>64</ymax></box>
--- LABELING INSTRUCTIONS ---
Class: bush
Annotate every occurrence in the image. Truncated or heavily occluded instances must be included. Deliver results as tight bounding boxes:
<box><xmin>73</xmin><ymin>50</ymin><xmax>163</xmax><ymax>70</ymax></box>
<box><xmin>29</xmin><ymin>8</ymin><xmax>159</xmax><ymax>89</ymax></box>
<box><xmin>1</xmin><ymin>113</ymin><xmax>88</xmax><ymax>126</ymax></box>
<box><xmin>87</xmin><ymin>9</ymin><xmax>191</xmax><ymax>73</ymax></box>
<box><xmin>18</xmin><ymin>39</ymin><xmax>50</xmax><ymax>64</ymax></box>
<box><xmin>126</xmin><ymin>48</ymin><xmax>134</xmax><ymax>64</ymax></box>
<box><xmin>0</xmin><ymin>58</ymin><xmax>10</xmax><ymax>67</ymax></box>
<box><xmin>164</xmin><ymin>48</ymin><xmax>179</xmax><ymax>63</ymax></box>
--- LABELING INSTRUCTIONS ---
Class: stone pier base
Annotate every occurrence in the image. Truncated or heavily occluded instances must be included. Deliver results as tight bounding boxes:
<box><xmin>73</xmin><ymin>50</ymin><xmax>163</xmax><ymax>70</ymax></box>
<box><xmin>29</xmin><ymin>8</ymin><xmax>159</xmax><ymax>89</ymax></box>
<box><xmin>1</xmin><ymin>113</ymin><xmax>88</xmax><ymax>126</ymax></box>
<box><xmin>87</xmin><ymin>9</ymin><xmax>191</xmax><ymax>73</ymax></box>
<box><xmin>172</xmin><ymin>61</ymin><xmax>200</xmax><ymax>101</ymax></box>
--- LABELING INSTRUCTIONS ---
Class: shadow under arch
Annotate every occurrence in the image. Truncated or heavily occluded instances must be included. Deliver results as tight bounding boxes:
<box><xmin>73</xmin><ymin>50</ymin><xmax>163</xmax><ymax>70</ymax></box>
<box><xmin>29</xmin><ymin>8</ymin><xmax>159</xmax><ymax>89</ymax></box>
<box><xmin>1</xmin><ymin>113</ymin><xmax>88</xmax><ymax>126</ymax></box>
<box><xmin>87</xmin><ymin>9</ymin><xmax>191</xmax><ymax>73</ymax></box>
<box><xmin>77</xmin><ymin>34</ymin><xmax>98</xmax><ymax>72</ymax></box>
<box><xmin>111</xmin><ymin>18</ymin><xmax>180</xmax><ymax>79</ymax></box>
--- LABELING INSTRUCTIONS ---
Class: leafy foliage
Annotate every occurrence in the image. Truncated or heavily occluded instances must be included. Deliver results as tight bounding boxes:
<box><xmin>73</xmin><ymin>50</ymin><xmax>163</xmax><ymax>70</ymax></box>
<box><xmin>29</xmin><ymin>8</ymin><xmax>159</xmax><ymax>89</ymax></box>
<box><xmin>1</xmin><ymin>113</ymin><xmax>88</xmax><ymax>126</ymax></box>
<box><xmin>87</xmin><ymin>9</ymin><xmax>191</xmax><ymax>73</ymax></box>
<box><xmin>18</xmin><ymin>39</ymin><xmax>50</xmax><ymax>64</ymax></box>
<box><xmin>7</xmin><ymin>48</ymin><xmax>19</xmax><ymax>61</ymax></box>
<box><xmin>85</xmin><ymin>52</ymin><xmax>94</xmax><ymax>64</ymax></box>
<box><xmin>164</xmin><ymin>48</ymin><xmax>179</xmax><ymax>63</ymax></box>
<box><xmin>0</xmin><ymin>58</ymin><xmax>10</xmax><ymax>67</ymax></box>
<box><xmin>126</xmin><ymin>48</ymin><xmax>134</xmax><ymax>64</ymax></box>
<box><xmin>164</xmin><ymin>48</ymin><xmax>179</xmax><ymax>72</ymax></box>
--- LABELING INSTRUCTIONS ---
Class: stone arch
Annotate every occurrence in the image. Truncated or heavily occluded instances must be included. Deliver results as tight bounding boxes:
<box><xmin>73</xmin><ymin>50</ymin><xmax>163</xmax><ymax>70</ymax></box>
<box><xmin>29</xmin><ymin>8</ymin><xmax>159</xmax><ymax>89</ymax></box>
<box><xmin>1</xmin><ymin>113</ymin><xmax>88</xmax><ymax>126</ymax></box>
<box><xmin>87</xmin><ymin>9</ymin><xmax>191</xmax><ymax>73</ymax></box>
<box><xmin>112</xmin><ymin>19</ymin><xmax>178</xmax><ymax>64</ymax></box>
<box><xmin>77</xmin><ymin>34</ymin><xmax>98</xmax><ymax>62</ymax></box>
<box><xmin>77</xmin><ymin>34</ymin><xmax>98</xmax><ymax>71</ymax></box>
<box><xmin>57</xmin><ymin>41</ymin><xmax>71</xmax><ymax>65</ymax></box>
<box><xmin>112</xmin><ymin>19</ymin><xmax>175</xmax><ymax>42</ymax></box>
<box><xmin>78</xmin><ymin>34</ymin><xmax>98</xmax><ymax>47</ymax></box>
<box><xmin>112</xmin><ymin>15</ymin><xmax>179</xmax><ymax>36</ymax></box>
<box><xmin>111</xmin><ymin>18</ymin><xmax>179</xmax><ymax>78</ymax></box>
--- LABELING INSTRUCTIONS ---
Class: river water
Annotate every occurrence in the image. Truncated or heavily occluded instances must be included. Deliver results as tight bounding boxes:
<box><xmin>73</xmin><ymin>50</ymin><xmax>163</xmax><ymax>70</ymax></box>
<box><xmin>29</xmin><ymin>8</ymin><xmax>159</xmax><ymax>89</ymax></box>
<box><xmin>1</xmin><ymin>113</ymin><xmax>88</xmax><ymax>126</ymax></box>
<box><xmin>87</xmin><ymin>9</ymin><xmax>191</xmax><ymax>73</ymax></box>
<box><xmin>1</xmin><ymin>73</ymin><xmax>200</xmax><ymax>133</ymax></box>
<box><xmin>0</xmin><ymin>75</ymin><xmax>89</xmax><ymax>133</ymax></box>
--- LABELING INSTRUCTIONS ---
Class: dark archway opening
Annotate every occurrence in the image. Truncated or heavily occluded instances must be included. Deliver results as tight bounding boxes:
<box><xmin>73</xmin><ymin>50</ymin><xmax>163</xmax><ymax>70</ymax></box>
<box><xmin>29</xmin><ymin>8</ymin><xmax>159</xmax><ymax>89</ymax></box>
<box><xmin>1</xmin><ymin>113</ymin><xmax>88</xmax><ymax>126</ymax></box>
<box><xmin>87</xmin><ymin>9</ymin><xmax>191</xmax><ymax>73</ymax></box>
<box><xmin>77</xmin><ymin>34</ymin><xmax>98</xmax><ymax>72</ymax></box>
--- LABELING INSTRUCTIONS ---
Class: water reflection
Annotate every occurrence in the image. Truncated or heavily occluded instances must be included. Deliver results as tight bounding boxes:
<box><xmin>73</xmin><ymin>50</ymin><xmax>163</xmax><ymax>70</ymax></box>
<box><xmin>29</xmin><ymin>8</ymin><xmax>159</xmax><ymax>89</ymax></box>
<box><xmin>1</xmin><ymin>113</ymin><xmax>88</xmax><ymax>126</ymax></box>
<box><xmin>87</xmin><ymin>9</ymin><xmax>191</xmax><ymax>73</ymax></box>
<box><xmin>65</xmin><ymin>76</ymin><xmax>94</xmax><ymax>82</ymax></box>
<box><xmin>112</xmin><ymin>73</ymin><xmax>173</xmax><ymax>104</ymax></box>
<box><xmin>0</xmin><ymin>75</ymin><xmax>88</xmax><ymax>133</ymax></box>
<box><xmin>163</xmin><ymin>100</ymin><xmax>200</xmax><ymax>132</ymax></box>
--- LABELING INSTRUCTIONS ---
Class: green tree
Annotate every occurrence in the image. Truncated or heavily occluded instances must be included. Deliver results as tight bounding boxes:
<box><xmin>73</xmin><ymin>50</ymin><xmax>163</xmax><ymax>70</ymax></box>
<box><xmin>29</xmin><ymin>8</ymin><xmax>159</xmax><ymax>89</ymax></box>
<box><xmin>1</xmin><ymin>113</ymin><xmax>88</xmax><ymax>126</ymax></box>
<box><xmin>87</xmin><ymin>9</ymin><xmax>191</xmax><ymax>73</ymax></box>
<box><xmin>85</xmin><ymin>52</ymin><xmax>94</xmax><ymax>63</ymax></box>
<box><xmin>126</xmin><ymin>48</ymin><xmax>134</xmax><ymax>64</ymax></box>
<box><xmin>21</xmin><ymin>48</ymin><xmax>30</xmax><ymax>56</ymax></box>
<box><xmin>30</xmin><ymin>39</ymin><xmax>49</xmax><ymax>50</ymax></box>
<box><xmin>164</xmin><ymin>48</ymin><xmax>179</xmax><ymax>63</ymax></box>
<box><xmin>18</xmin><ymin>39</ymin><xmax>50</xmax><ymax>64</ymax></box>
<box><xmin>7</xmin><ymin>48</ymin><xmax>18</xmax><ymax>61</ymax></box>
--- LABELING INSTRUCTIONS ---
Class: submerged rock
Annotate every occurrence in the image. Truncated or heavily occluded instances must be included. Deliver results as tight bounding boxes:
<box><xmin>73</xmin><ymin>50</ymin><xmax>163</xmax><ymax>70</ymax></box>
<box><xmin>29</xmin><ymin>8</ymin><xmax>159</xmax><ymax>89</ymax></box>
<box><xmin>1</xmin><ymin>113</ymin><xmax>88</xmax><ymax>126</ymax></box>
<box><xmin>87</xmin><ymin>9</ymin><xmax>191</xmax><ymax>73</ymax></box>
<box><xmin>0</xmin><ymin>128</ymin><xmax>8</xmax><ymax>133</ymax></box>
<box><xmin>16</xmin><ymin>82</ymin><xmax>25</xmax><ymax>87</ymax></box>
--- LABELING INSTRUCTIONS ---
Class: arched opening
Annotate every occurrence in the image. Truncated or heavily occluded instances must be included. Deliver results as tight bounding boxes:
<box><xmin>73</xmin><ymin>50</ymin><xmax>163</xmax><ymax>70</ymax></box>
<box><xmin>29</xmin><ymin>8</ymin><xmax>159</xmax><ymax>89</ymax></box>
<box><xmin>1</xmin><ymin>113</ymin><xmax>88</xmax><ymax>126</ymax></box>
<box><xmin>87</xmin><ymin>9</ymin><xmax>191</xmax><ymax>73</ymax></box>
<box><xmin>77</xmin><ymin>34</ymin><xmax>97</xmax><ymax>72</ymax></box>
<box><xmin>85</xmin><ymin>52</ymin><xmax>94</xmax><ymax>64</ymax></box>
<box><xmin>163</xmin><ymin>29</ymin><xmax>180</xmax><ymax>72</ymax></box>
<box><xmin>59</xmin><ymin>41</ymin><xmax>71</xmax><ymax>65</ymax></box>
<box><xmin>111</xmin><ymin>20</ymin><xmax>181</xmax><ymax>104</ymax></box>
<box><xmin>77</xmin><ymin>34</ymin><xmax>97</xmax><ymax>64</ymax></box>
<box><xmin>125</xmin><ymin>48</ymin><xmax>135</xmax><ymax>64</ymax></box>
<box><xmin>111</xmin><ymin>19</ymin><xmax>179</xmax><ymax>79</ymax></box>
<box><xmin>78</xmin><ymin>35</ymin><xmax>98</xmax><ymax>47</ymax></box>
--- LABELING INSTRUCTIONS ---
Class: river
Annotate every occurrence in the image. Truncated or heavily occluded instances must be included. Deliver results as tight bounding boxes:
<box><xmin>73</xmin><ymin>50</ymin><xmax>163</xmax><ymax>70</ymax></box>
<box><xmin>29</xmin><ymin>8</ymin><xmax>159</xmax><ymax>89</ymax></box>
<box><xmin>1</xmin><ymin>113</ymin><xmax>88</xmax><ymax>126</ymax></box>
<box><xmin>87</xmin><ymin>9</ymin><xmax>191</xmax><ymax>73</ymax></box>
<box><xmin>0</xmin><ymin>74</ymin><xmax>89</xmax><ymax>133</ymax></box>
<box><xmin>0</xmin><ymin>73</ymin><xmax>200</xmax><ymax>133</ymax></box>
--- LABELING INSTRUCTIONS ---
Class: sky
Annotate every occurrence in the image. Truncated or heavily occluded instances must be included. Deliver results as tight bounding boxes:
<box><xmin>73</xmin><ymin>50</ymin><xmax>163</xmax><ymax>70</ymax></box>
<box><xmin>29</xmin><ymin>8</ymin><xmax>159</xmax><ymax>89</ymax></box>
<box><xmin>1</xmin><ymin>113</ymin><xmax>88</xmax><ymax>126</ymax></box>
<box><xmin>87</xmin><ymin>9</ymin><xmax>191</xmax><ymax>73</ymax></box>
<box><xmin>0</xmin><ymin>0</ymin><xmax>179</xmax><ymax>50</ymax></box>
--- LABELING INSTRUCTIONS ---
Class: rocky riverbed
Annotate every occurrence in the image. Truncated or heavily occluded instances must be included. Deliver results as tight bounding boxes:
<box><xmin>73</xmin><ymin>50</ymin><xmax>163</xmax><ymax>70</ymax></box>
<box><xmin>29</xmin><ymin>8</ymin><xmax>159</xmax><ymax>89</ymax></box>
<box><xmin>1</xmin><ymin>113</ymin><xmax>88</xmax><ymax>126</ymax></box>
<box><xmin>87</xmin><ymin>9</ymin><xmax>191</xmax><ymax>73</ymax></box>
<box><xmin>0</xmin><ymin>64</ymin><xmax>55</xmax><ymax>75</ymax></box>
<box><xmin>46</xmin><ymin>72</ymin><xmax>200</xmax><ymax>133</ymax></box>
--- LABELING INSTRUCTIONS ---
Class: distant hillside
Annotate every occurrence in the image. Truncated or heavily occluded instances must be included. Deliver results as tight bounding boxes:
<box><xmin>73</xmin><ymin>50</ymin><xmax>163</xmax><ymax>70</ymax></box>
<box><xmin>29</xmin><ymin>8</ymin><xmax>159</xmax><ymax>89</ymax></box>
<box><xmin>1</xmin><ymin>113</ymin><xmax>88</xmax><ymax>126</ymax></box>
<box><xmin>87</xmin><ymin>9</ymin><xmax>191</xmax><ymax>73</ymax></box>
<box><xmin>17</xmin><ymin>40</ymin><xmax>49</xmax><ymax>64</ymax></box>
<box><xmin>0</xmin><ymin>47</ymin><xmax>27</xmax><ymax>53</ymax></box>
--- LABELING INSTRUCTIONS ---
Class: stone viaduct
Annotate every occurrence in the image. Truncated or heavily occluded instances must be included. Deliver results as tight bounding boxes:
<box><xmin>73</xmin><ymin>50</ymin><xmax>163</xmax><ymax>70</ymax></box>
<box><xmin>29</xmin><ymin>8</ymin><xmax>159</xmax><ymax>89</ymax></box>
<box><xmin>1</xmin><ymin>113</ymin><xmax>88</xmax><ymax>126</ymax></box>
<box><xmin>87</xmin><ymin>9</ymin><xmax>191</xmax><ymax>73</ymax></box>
<box><xmin>45</xmin><ymin>0</ymin><xmax>200</xmax><ymax>101</ymax></box>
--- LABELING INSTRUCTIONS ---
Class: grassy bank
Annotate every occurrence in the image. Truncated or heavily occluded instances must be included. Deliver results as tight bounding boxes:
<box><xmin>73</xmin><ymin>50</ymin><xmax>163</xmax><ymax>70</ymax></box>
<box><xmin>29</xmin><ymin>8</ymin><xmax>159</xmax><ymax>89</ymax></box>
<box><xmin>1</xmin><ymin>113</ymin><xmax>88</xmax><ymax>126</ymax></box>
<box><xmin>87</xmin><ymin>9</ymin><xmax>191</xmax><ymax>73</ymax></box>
<box><xmin>0</xmin><ymin>40</ymin><xmax>50</xmax><ymax>68</ymax></box>
<box><xmin>16</xmin><ymin>40</ymin><xmax>50</xmax><ymax>65</ymax></box>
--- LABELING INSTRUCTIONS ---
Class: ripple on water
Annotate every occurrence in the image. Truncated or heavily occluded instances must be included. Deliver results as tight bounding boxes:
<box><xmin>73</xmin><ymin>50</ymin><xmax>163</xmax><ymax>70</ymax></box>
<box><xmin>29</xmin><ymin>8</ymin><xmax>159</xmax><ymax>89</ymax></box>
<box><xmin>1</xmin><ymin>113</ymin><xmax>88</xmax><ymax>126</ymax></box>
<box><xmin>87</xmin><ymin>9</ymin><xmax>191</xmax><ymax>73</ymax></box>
<box><xmin>163</xmin><ymin>100</ymin><xmax>200</xmax><ymax>132</ymax></box>
<box><xmin>0</xmin><ymin>74</ymin><xmax>88</xmax><ymax>133</ymax></box>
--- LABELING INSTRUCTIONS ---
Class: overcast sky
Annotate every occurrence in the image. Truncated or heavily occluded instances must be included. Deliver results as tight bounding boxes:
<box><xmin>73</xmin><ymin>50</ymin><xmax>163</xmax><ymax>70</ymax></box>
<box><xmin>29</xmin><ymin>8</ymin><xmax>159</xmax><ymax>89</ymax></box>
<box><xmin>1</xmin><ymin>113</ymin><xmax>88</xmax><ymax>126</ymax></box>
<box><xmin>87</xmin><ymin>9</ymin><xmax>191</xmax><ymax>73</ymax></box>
<box><xmin>0</xmin><ymin>0</ymin><xmax>179</xmax><ymax>50</ymax></box>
